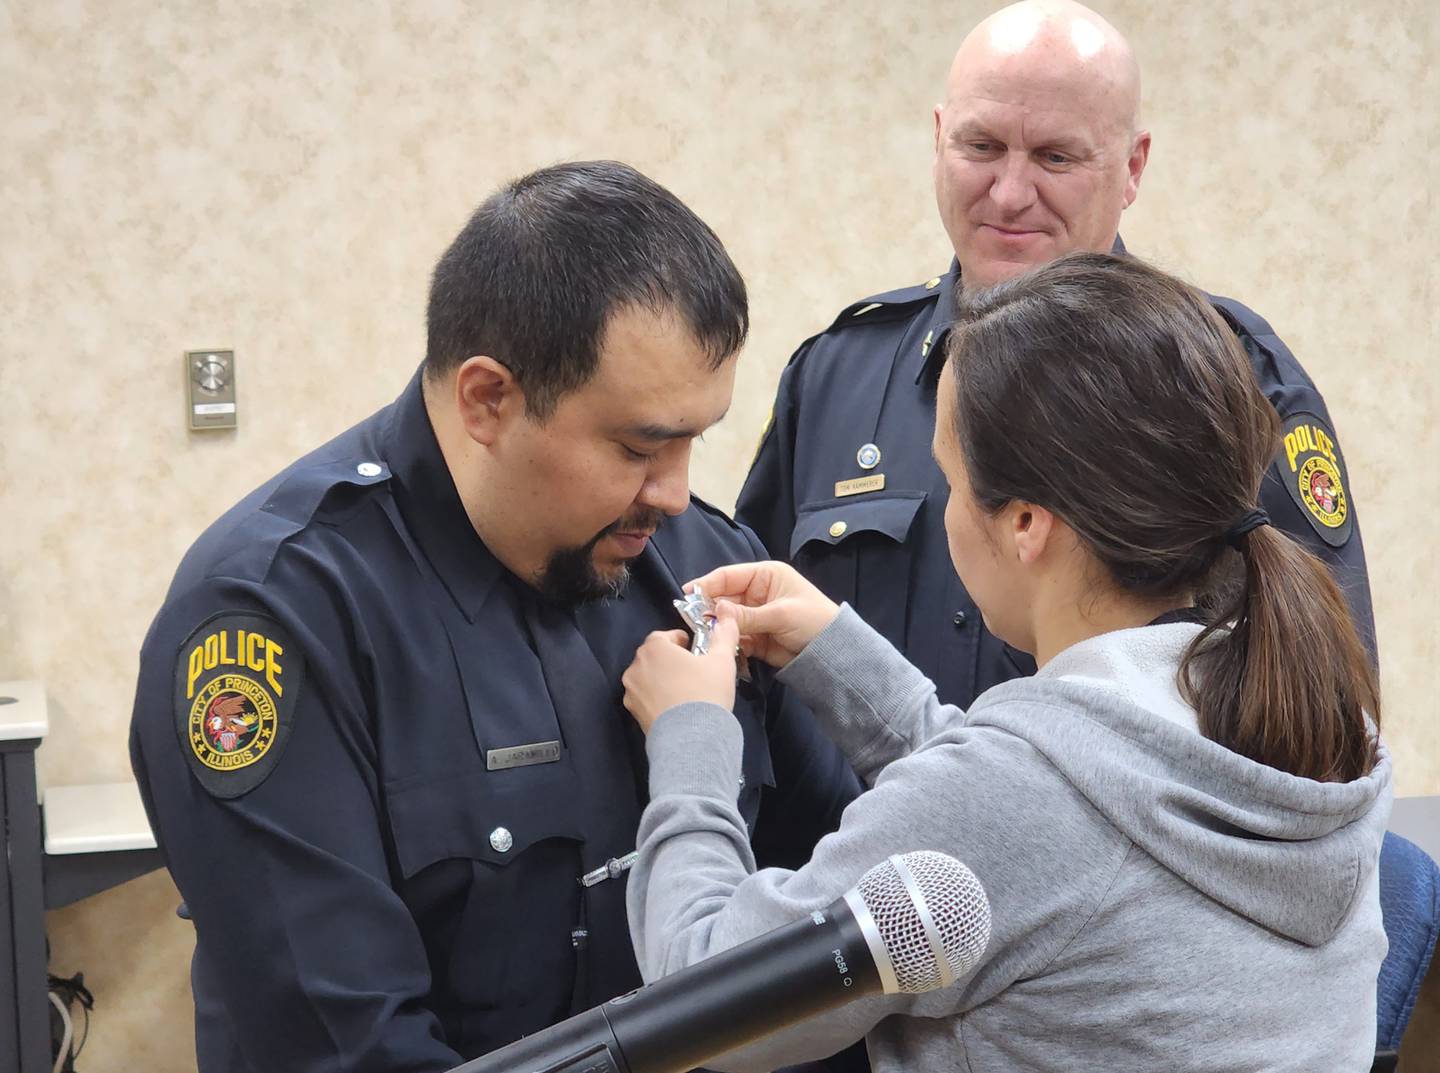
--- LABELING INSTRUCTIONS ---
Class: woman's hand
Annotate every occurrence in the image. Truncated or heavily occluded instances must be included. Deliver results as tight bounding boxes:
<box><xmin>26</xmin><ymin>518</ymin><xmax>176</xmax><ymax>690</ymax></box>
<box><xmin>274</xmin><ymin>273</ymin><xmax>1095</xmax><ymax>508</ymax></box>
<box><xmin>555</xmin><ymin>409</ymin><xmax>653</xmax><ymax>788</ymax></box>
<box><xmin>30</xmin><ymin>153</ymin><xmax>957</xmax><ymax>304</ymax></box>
<box><xmin>687</xmin><ymin>561</ymin><xmax>841</xmax><ymax>669</ymax></box>
<box><xmin>623</xmin><ymin>616</ymin><xmax>742</xmax><ymax>735</ymax></box>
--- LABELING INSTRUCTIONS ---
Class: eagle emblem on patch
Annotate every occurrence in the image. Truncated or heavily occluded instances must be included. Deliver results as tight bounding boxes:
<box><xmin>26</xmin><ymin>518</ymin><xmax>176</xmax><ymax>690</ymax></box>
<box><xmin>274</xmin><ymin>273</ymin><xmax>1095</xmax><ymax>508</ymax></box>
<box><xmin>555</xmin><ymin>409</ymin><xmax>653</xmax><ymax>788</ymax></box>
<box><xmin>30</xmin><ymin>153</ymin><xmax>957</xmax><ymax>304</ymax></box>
<box><xmin>189</xmin><ymin>677</ymin><xmax>276</xmax><ymax>768</ymax></box>
<box><xmin>173</xmin><ymin>611</ymin><xmax>304</xmax><ymax>799</ymax></box>
<box><xmin>1275</xmin><ymin>411</ymin><xmax>1353</xmax><ymax>548</ymax></box>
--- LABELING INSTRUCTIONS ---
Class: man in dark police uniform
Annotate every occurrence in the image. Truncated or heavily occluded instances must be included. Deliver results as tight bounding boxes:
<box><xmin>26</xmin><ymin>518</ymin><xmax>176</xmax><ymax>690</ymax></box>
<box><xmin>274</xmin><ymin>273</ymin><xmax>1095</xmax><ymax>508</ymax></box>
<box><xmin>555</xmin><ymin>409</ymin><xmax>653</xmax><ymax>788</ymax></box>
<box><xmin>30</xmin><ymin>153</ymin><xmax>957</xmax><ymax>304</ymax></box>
<box><xmin>130</xmin><ymin>161</ymin><xmax>859</xmax><ymax>1072</ymax></box>
<box><xmin>738</xmin><ymin>0</ymin><xmax>1375</xmax><ymax>711</ymax></box>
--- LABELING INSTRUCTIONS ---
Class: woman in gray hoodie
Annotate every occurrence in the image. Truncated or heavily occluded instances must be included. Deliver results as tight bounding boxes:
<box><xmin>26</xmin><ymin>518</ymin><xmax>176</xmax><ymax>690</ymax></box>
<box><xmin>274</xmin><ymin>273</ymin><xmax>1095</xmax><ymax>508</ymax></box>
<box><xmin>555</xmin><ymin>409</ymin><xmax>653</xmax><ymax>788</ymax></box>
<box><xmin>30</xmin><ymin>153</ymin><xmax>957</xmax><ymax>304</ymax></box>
<box><xmin>621</xmin><ymin>252</ymin><xmax>1389</xmax><ymax>1072</ymax></box>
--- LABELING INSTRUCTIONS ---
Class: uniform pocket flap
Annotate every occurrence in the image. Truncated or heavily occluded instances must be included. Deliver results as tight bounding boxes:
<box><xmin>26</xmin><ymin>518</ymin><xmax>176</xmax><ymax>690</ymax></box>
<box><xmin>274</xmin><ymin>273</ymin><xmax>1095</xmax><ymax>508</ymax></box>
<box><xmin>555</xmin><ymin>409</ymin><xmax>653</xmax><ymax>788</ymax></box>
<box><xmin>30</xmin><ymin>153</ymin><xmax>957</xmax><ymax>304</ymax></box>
<box><xmin>388</xmin><ymin>764</ymin><xmax>586</xmax><ymax>878</ymax></box>
<box><xmin>790</xmin><ymin>491</ymin><xmax>926</xmax><ymax>558</ymax></box>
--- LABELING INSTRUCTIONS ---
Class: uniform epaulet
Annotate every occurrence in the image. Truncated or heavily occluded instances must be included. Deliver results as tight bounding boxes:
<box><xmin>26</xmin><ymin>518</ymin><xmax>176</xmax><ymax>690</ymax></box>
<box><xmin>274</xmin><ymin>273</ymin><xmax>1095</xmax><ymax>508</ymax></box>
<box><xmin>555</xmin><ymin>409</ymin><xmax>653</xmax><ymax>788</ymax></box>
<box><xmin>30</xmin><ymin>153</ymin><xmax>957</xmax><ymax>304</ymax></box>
<box><xmin>687</xmin><ymin>492</ymin><xmax>744</xmax><ymax>533</ymax></box>
<box><xmin>1208</xmin><ymin>293</ymin><xmax>1277</xmax><ymax>340</ymax></box>
<box><xmin>260</xmin><ymin>457</ymin><xmax>393</xmax><ymax>526</ymax></box>
<box><xmin>824</xmin><ymin>275</ymin><xmax>946</xmax><ymax>333</ymax></box>
<box><xmin>198</xmin><ymin>455</ymin><xmax>393</xmax><ymax>589</ymax></box>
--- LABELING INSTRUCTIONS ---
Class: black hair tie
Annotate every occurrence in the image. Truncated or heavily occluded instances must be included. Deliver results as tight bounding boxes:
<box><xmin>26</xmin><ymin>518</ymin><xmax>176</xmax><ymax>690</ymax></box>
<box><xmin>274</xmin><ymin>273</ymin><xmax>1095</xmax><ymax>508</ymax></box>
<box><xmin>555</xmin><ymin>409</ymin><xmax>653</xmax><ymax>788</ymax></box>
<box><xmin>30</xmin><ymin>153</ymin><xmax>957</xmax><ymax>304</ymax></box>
<box><xmin>1224</xmin><ymin>507</ymin><xmax>1271</xmax><ymax>548</ymax></box>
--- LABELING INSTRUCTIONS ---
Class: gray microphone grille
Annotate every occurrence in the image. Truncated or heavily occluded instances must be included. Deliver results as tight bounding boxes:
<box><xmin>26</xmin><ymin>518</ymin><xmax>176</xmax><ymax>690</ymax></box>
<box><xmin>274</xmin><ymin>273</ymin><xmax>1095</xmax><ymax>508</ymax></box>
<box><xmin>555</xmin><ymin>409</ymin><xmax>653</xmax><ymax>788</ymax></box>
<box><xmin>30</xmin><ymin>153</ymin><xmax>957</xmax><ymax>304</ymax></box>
<box><xmin>856</xmin><ymin>851</ymin><xmax>991</xmax><ymax>995</ymax></box>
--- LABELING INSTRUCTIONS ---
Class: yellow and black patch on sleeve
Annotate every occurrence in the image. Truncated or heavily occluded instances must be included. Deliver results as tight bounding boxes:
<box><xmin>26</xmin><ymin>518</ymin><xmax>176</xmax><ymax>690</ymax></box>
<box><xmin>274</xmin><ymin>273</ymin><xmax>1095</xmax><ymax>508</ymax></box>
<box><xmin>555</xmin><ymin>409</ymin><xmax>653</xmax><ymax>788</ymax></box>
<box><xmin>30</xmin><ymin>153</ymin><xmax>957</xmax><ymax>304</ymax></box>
<box><xmin>1275</xmin><ymin>411</ymin><xmax>1353</xmax><ymax>548</ymax></box>
<box><xmin>173</xmin><ymin>611</ymin><xmax>305</xmax><ymax>799</ymax></box>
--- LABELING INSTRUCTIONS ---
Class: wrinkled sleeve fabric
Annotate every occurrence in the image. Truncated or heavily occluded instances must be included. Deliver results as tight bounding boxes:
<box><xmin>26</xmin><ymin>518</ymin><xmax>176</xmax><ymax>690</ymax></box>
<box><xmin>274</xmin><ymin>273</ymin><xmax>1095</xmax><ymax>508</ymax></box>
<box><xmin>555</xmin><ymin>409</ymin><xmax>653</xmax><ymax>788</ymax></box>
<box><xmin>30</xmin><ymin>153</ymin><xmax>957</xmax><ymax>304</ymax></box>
<box><xmin>777</xmin><ymin>605</ymin><xmax>960</xmax><ymax>785</ymax></box>
<box><xmin>130</xmin><ymin>566</ymin><xmax>460</xmax><ymax>1073</ymax></box>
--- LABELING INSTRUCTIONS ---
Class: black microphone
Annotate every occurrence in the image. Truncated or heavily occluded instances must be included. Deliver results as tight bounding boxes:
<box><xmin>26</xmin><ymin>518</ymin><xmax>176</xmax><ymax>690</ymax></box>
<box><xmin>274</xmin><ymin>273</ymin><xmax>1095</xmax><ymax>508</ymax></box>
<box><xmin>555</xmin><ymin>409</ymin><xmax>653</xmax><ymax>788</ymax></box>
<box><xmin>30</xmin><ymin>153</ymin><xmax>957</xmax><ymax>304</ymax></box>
<box><xmin>450</xmin><ymin>850</ymin><xmax>991</xmax><ymax>1073</ymax></box>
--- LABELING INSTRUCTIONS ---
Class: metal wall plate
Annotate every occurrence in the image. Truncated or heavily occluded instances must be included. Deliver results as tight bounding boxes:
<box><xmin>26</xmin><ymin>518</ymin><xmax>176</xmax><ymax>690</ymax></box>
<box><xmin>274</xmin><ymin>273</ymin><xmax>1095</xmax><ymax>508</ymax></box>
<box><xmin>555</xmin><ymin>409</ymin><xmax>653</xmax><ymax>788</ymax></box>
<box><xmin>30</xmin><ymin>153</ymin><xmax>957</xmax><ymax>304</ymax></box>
<box><xmin>186</xmin><ymin>349</ymin><xmax>237</xmax><ymax>430</ymax></box>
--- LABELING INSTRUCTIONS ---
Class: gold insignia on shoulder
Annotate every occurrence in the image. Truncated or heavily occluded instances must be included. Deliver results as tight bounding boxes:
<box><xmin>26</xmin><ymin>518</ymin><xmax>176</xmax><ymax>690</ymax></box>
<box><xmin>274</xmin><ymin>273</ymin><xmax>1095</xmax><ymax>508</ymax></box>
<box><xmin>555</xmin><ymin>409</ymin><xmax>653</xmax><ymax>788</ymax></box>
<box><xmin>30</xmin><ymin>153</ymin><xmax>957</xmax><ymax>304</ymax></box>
<box><xmin>1284</xmin><ymin>421</ymin><xmax>1348</xmax><ymax>529</ymax></box>
<box><xmin>835</xmin><ymin>474</ymin><xmax>885</xmax><ymax>498</ymax></box>
<box><xmin>851</xmin><ymin>303</ymin><xmax>883</xmax><ymax>317</ymax></box>
<box><xmin>1276</xmin><ymin>412</ymin><xmax>1353</xmax><ymax>548</ymax></box>
<box><xmin>924</xmin><ymin>277</ymin><xmax>942</xmax><ymax>289</ymax></box>
<box><xmin>175</xmin><ymin>612</ymin><xmax>303</xmax><ymax>799</ymax></box>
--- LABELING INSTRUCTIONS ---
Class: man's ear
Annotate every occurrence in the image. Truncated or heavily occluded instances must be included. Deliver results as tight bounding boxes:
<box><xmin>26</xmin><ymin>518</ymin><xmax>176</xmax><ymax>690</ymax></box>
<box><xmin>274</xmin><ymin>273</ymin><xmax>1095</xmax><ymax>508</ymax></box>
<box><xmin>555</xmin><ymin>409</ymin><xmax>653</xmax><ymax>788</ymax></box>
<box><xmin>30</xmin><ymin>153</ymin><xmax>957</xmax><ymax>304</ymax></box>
<box><xmin>454</xmin><ymin>356</ymin><xmax>522</xmax><ymax>446</ymax></box>
<box><xmin>1122</xmin><ymin>129</ymin><xmax>1151</xmax><ymax>209</ymax></box>
<box><xmin>1010</xmin><ymin>502</ymin><xmax>1058</xmax><ymax>565</ymax></box>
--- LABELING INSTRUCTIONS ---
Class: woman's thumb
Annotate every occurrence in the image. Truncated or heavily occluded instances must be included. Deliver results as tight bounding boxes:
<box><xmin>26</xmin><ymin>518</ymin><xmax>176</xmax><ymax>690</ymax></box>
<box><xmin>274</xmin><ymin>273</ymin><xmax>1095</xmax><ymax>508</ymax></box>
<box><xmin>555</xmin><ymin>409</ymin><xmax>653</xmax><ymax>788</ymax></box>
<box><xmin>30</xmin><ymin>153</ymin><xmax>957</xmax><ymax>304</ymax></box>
<box><xmin>707</xmin><ymin>611</ymin><xmax>740</xmax><ymax>654</ymax></box>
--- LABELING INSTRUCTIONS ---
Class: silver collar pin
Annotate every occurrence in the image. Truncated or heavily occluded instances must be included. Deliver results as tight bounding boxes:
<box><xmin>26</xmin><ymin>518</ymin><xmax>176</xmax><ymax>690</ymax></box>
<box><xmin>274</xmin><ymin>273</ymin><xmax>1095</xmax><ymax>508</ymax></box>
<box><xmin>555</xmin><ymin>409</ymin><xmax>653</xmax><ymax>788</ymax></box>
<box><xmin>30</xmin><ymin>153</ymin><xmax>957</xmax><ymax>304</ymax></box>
<box><xmin>580</xmin><ymin>851</ymin><xmax>640</xmax><ymax>888</ymax></box>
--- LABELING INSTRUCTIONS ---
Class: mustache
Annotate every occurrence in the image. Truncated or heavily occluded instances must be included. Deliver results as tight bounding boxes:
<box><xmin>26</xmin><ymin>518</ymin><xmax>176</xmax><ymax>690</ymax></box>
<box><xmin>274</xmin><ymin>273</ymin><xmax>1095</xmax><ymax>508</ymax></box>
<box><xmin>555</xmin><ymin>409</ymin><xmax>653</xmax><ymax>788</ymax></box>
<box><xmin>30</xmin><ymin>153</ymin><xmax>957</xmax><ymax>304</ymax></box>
<box><xmin>601</xmin><ymin>507</ymin><xmax>667</xmax><ymax>538</ymax></box>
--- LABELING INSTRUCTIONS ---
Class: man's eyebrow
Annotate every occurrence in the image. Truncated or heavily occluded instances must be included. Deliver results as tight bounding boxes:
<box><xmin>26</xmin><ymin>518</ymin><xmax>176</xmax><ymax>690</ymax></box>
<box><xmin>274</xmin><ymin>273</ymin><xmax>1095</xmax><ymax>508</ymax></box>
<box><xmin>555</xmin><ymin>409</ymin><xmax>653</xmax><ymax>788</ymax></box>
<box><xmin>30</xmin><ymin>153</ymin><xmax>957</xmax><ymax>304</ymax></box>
<box><xmin>1036</xmin><ymin>134</ymin><xmax>1091</xmax><ymax>154</ymax></box>
<box><xmin>623</xmin><ymin>407</ymin><xmax>730</xmax><ymax>442</ymax></box>
<box><xmin>952</xmin><ymin>121</ymin><xmax>994</xmax><ymax>139</ymax></box>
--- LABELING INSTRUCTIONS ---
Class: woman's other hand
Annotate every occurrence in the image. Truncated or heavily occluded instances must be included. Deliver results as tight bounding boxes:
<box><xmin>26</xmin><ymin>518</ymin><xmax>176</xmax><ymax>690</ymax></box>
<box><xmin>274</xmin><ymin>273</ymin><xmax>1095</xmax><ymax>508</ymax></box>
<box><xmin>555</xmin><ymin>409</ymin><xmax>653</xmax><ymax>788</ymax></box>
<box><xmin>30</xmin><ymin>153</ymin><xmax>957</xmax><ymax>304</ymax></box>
<box><xmin>687</xmin><ymin>561</ymin><xmax>841</xmax><ymax>669</ymax></box>
<box><xmin>623</xmin><ymin>616</ymin><xmax>742</xmax><ymax>735</ymax></box>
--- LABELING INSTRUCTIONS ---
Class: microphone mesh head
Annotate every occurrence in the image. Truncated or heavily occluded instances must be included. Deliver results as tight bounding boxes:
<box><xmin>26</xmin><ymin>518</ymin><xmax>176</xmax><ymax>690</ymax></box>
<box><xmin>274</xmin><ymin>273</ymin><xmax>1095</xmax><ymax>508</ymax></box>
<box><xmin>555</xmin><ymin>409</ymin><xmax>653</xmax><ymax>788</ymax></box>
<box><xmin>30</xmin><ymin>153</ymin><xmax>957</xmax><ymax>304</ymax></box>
<box><xmin>857</xmin><ymin>850</ymin><xmax>991</xmax><ymax>994</ymax></box>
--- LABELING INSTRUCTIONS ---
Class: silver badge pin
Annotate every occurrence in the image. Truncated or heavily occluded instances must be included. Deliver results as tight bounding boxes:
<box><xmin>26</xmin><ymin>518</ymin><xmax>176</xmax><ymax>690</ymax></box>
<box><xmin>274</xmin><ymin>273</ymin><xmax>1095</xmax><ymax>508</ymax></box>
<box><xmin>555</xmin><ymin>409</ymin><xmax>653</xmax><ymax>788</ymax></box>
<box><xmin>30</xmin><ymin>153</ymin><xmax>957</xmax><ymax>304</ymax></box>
<box><xmin>857</xmin><ymin>443</ymin><xmax>881</xmax><ymax>470</ymax></box>
<box><xmin>673</xmin><ymin>586</ymin><xmax>718</xmax><ymax>655</ymax></box>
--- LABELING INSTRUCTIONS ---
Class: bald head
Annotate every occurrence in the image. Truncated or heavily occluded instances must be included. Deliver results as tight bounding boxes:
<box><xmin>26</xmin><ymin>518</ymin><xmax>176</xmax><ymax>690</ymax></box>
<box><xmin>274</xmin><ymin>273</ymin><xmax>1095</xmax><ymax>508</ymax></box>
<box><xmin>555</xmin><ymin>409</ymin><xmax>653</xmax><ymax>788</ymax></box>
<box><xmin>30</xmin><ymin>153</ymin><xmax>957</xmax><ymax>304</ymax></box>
<box><xmin>951</xmin><ymin>0</ymin><xmax>1141</xmax><ymax>136</ymax></box>
<box><xmin>931</xmin><ymin>0</ymin><xmax>1150</xmax><ymax>289</ymax></box>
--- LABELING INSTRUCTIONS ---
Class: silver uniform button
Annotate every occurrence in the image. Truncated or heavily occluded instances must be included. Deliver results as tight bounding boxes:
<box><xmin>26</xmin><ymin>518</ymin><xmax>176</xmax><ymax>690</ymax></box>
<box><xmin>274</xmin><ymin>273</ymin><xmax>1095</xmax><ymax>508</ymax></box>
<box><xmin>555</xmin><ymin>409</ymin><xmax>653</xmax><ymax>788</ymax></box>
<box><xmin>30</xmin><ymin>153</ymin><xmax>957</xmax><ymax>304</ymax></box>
<box><xmin>489</xmin><ymin>826</ymin><xmax>513</xmax><ymax>853</ymax></box>
<box><xmin>356</xmin><ymin>461</ymin><xmax>383</xmax><ymax>478</ymax></box>
<box><xmin>856</xmin><ymin>443</ymin><xmax>881</xmax><ymax>470</ymax></box>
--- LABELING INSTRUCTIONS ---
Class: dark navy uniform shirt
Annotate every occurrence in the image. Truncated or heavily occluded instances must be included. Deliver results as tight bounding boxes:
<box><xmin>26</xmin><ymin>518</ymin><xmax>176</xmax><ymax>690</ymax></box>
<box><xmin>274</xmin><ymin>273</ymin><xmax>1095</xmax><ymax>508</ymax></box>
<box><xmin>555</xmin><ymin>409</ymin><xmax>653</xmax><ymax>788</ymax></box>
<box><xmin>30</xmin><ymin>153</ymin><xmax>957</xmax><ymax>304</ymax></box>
<box><xmin>737</xmin><ymin>256</ymin><xmax>1375</xmax><ymax>712</ymax></box>
<box><xmin>130</xmin><ymin>370</ymin><xmax>860</xmax><ymax>1073</ymax></box>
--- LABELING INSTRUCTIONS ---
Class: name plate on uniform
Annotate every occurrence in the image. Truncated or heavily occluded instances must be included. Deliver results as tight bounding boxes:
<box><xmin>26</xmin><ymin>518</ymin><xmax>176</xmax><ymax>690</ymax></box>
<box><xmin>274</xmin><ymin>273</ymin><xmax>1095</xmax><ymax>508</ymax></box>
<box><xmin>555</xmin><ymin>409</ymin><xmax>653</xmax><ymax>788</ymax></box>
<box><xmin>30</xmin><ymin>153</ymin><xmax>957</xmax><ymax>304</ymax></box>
<box><xmin>486</xmin><ymin>740</ymin><xmax>562</xmax><ymax>771</ymax></box>
<box><xmin>835</xmin><ymin>474</ymin><xmax>885</xmax><ymax>498</ymax></box>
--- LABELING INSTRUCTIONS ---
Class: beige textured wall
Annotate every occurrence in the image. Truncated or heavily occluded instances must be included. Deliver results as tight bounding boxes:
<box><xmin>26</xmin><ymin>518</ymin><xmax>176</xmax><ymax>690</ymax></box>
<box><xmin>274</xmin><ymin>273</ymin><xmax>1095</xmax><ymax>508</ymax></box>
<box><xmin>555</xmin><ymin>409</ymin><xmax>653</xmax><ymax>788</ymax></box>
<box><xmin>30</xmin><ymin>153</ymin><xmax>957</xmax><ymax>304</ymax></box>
<box><xmin>3</xmin><ymin>1</ymin><xmax>1435</xmax><ymax>1069</ymax></box>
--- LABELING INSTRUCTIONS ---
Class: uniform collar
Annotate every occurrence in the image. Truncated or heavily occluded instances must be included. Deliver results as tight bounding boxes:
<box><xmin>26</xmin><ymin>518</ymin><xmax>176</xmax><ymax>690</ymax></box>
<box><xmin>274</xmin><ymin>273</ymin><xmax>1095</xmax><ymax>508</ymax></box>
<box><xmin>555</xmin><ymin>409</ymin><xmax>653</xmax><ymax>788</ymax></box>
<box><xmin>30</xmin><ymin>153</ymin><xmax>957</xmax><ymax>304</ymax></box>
<box><xmin>383</xmin><ymin>367</ymin><xmax>505</xmax><ymax>621</ymax></box>
<box><xmin>913</xmin><ymin>234</ymin><xmax>1129</xmax><ymax>385</ymax></box>
<box><xmin>912</xmin><ymin>257</ymin><xmax>962</xmax><ymax>385</ymax></box>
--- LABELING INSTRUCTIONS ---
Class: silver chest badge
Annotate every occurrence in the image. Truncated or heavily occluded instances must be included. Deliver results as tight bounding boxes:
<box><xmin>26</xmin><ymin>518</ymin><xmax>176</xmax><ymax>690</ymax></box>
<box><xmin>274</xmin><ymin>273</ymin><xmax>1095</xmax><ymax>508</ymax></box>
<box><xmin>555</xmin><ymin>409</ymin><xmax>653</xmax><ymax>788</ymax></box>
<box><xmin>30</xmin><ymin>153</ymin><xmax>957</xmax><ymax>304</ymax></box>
<box><xmin>857</xmin><ymin>443</ymin><xmax>882</xmax><ymax>470</ymax></box>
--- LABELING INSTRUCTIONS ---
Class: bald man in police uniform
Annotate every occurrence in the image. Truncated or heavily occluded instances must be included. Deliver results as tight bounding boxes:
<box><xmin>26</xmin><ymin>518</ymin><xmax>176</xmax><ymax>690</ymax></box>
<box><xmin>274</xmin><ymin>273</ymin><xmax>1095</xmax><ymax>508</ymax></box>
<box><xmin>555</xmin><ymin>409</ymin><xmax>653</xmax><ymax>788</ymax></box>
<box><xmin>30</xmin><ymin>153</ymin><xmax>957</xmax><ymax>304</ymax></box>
<box><xmin>130</xmin><ymin>161</ymin><xmax>859</xmax><ymax>1073</ymax></box>
<box><xmin>737</xmin><ymin>0</ymin><xmax>1374</xmax><ymax>711</ymax></box>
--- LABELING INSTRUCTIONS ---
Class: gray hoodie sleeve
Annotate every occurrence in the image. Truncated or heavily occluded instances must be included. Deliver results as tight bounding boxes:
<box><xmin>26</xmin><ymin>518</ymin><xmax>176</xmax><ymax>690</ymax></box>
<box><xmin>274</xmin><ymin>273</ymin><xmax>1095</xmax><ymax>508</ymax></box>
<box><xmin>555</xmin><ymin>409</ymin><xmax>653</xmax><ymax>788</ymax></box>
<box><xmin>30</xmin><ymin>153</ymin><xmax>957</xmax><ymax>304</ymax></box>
<box><xmin>776</xmin><ymin>604</ymin><xmax>961</xmax><ymax>784</ymax></box>
<box><xmin>628</xmin><ymin>609</ymin><xmax>1131</xmax><ymax>1071</ymax></box>
<box><xmin>629</xmin><ymin>704</ymin><xmax>938</xmax><ymax>1070</ymax></box>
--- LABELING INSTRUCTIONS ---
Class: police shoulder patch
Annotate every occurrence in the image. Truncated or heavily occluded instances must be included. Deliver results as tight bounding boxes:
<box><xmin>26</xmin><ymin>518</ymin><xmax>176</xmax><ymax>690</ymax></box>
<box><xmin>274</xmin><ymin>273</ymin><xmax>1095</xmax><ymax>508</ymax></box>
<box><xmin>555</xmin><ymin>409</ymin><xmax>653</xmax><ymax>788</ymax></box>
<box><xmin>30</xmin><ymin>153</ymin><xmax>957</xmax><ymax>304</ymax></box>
<box><xmin>173</xmin><ymin>611</ymin><xmax>305</xmax><ymax>799</ymax></box>
<box><xmin>1275</xmin><ymin>411</ymin><xmax>1353</xmax><ymax>547</ymax></box>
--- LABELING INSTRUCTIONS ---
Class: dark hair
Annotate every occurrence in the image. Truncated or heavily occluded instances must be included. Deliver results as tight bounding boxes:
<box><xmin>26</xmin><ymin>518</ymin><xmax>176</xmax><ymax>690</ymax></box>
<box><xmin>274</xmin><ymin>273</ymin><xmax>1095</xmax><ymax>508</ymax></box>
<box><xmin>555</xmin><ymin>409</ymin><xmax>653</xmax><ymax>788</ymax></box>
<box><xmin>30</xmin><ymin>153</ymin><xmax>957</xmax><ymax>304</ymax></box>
<box><xmin>946</xmin><ymin>252</ymin><xmax>1378</xmax><ymax>783</ymax></box>
<box><xmin>425</xmin><ymin>160</ymin><xmax>749</xmax><ymax>418</ymax></box>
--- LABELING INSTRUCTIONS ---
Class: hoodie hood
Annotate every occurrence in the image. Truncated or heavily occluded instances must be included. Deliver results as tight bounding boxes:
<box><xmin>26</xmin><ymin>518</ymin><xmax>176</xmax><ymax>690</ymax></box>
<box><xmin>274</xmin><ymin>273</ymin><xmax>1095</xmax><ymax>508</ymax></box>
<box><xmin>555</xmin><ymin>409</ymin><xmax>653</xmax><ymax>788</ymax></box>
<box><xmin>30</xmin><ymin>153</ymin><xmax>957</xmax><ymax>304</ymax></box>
<box><xmin>967</xmin><ymin>622</ymin><xmax>1391</xmax><ymax>946</ymax></box>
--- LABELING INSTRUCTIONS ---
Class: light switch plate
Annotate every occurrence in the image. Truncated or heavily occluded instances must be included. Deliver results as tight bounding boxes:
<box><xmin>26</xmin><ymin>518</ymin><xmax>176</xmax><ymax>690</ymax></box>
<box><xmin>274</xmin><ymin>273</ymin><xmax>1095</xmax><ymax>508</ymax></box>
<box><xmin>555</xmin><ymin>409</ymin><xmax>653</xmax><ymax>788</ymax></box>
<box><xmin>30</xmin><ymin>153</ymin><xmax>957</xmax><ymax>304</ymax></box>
<box><xmin>186</xmin><ymin>349</ymin><xmax>237</xmax><ymax>430</ymax></box>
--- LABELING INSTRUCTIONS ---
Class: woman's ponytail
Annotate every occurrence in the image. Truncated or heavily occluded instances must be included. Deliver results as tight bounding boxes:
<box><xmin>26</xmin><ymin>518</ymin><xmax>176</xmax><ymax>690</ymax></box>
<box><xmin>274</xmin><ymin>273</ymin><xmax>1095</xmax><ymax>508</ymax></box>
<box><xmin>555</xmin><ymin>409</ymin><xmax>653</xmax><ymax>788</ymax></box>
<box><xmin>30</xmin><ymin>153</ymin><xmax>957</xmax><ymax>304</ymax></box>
<box><xmin>1180</xmin><ymin>522</ymin><xmax>1379</xmax><ymax>783</ymax></box>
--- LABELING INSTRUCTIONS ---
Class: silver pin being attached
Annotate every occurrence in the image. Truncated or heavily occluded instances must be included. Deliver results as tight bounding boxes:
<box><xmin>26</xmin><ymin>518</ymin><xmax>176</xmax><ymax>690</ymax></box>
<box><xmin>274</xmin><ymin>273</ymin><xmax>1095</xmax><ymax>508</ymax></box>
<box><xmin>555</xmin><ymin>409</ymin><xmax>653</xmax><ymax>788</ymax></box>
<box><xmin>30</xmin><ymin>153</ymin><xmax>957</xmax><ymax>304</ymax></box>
<box><xmin>673</xmin><ymin>585</ymin><xmax>718</xmax><ymax>655</ymax></box>
<box><xmin>580</xmin><ymin>851</ymin><xmax>640</xmax><ymax>887</ymax></box>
